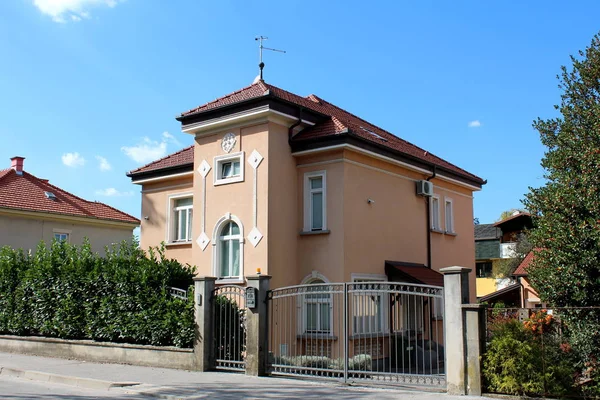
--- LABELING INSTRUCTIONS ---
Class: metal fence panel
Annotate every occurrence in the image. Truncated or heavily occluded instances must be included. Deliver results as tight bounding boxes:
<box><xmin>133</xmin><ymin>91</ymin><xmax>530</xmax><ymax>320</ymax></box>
<box><xmin>268</xmin><ymin>282</ymin><xmax>445</xmax><ymax>387</ymax></box>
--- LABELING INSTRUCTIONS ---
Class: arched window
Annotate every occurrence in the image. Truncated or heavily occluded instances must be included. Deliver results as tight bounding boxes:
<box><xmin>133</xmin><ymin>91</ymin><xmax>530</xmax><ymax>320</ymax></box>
<box><xmin>218</xmin><ymin>221</ymin><xmax>241</xmax><ymax>278</ymax></box>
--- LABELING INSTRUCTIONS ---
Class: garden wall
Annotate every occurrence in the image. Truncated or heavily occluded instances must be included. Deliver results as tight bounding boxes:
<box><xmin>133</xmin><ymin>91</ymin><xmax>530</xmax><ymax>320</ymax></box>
<box><xmin>0</xmin><ymin>335</ymin><xmax>195</xmax><ymax>370</ymax></box>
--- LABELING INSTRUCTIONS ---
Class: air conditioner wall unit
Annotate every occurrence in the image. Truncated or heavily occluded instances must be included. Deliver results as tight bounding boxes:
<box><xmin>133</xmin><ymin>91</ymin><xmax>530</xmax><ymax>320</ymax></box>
<box><xmin>416</xmin><ymin>180</ymin><xmax>434</xmax><ymax>197</ymax></box>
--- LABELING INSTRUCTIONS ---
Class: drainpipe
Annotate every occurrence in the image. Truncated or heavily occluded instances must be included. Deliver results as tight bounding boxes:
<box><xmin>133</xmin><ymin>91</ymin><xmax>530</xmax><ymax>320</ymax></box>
<box><xmin>426</xmin><ymin>166</ymin><xmax>437</xmax><ymax>268</ymax></box>
<box><xmin>288</xmin><ymin>107</ymin><xmax>303</xmax><ymax>139</ymax></box>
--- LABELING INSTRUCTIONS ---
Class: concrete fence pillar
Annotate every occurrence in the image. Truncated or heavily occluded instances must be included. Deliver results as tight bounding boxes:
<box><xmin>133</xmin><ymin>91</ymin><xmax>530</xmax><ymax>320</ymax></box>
<box><xmin>440</xmin><ymin>266</ymin><xmax>471</xmax><ymax>395</ymax></box>
<box><xmin>193</xmin><ymin>276</ymin><xmax>217</xmax><ymax>372</ymax></box>
<box><xmin>245</xmin><ymin>274</ymin><xmax>271</xmax><ymax>376</ymax></box>
<box><xmin>462</xmin><ymin>304</ymin><xmax>486</xmax><ymax>396</ymax></box>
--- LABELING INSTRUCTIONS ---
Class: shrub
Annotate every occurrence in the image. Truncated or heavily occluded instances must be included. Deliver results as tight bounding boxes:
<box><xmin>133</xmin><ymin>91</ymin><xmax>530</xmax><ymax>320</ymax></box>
<box><xmin>0</xmin><ymin>239</ymin><xmax>195</xmax><ymax>348</ymax></box>
<box><xmin>483</xmin><ymin>313</ymin><xmax>578</xmax><ymax>397</ymax></box>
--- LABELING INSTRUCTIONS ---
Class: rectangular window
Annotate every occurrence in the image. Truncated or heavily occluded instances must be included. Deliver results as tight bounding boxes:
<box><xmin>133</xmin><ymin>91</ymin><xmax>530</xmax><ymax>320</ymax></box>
<box><xmin>430</xmin><ymin>195</ymin><xmax>440</xmax><ymax>230</ymax></box>
<box><xmin>445</xmin><ymin>198</ymin><xmax>454</xmax><ymax>234</ymax></box>
<box><xmin>476</xmin><ymin>262</ymin><xmax>493</xmax><ymax>278</ymax></box>
<box><xmin>352</xmin><ymin>276</ymin><xmax>387</xmax><ymax>335</ymax></box>
<box><xmin>214</xmin><ymin>152</ymin><xmax>244</xmax><ymax>185</ymax></box>
<box><xmin>303</xmin><ymin>171</ymin><xmax>327</xmax><ymax>232</ymax></box>
<box><xmin>54</xmin><ymin>232</ymin><xmax>69</xmax><ymax>242</ymax></box>
<box><xmin>304</xmin><ymin>288</ymin><xmax>331</xmax><ymax>333</ymax></box>
<box><xmin>169</xmin><ymin>195</ymin><xmax>193</xmax><ymax>243</ymax></box>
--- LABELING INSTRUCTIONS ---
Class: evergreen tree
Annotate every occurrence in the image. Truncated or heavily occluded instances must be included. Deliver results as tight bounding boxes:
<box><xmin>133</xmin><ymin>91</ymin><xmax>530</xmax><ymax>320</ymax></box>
<box><xmin>523</xmin><ymin>33</ymin><xmax>600</xmax><ymax>361</ymax></box>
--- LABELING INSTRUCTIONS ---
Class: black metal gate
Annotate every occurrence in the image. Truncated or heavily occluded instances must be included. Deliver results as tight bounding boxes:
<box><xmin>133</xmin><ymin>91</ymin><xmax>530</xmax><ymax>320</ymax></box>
<box><xmin>213</xmin><ymin>285</ymin><xmax>247</xmax><ymax>371</ymax></box>
<box><xmin>268</xmin><ymin>282</ymin><xmax>445</xmax><ymax>387</ymax></box>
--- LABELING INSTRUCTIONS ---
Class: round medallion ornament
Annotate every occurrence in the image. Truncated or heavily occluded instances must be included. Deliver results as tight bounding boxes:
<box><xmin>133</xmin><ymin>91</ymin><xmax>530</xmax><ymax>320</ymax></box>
<box><xmin>221</xmin><ymin>133</ymin><xmax>236</xmax><ymax>153</ymax></box>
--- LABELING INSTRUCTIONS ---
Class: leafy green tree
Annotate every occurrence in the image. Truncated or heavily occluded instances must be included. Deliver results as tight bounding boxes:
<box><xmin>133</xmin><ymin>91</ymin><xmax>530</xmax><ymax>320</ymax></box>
<box><xmin>523</xmin><ymin>33</ymin><xmax>600</xmax><ymax>366</ymax></box>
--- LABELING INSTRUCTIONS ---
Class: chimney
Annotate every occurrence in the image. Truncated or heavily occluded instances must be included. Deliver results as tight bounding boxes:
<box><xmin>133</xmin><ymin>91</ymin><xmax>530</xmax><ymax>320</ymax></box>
<box><xmin>10</xmin><ymin>156</ymin><xmax>25</xmax><ymax>175</ymax></box>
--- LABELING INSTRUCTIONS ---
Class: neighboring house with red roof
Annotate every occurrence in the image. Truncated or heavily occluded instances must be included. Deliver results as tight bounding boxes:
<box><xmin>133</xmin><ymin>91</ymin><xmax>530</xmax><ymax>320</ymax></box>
<box><xmin>0</xmin><ymin>156</ymin><xmax>139</xmax><ymax>252</ymax></box>
<box><xmin>513</xmin><ymin>250</ymin><xmax>546</xmax><ymax>308</ymax></box>
<box><xmin>127</xmin><ymin>80</ymin><xmax>485</xmax><ymax>300</ymax></box>
<box><xmin>474</xmin><ymin>211</ymin><xmax>533</xmax><ymax>298</ymax></box>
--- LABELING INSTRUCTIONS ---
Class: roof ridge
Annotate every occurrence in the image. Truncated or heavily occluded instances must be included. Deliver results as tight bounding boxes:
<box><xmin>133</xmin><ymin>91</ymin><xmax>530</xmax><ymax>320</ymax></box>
<box><xmin>180</xmin><ymin>81</ymin><xmax>267</xmax><ymax>117</ymax></box>
<box><xmin>128</xmin><ymin>145</ymin><xmax>194</xmax><ymax>175</ymax></box>
<box><xmin>23</xmin><ymin>171</ymin><xmax>97</xmax><ymax>218</ymax></box>
<box><xmin>22</xmin><ymin>171</ymin><xmax>138</xmax><ymax>223</ymax></box>
<box><xmin>298</xmin><ymin>93</ymin><xmax>480</xmax><ymax>178</ymax></box>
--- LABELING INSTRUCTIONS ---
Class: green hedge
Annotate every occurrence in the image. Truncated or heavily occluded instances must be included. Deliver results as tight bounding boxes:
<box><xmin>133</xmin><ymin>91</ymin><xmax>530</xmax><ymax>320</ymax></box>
<box><xmin>0</xmin><ymin>239</ymin><xmax>195</xmax><ymax>348</ymax></box>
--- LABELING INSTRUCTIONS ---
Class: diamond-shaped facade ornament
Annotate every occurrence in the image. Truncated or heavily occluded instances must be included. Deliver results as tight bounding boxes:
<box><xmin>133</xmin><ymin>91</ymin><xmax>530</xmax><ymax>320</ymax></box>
<box><xmin>196</xmin><ymin>232</ymin><xmax>210</xmax><ymax>251</ymax></box>
<box><xmin>248</xmin><ymin>150</ymin><xmax>263</xmax><ymax>169</ymax></box>
<box><xmin>247</xmin><ymin>227</ymin><xmax>263</xmax><ymax>247</ymax></box>
<box><xmin>197</xmin><ymin>160</ymin><xmax>211</xmax><ymax>178</ymax></box>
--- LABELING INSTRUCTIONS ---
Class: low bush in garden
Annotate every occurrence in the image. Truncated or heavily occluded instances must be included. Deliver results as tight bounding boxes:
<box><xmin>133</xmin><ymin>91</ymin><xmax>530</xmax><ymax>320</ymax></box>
<box><xmin>0</xmin><ymin>239</ymin><xmax>195</xmax><ymax>348</ymax></box>
<box><xmin>274</xmin><ymin>353</ymin><xmax>373</xmax><ymax>371</ymax></box>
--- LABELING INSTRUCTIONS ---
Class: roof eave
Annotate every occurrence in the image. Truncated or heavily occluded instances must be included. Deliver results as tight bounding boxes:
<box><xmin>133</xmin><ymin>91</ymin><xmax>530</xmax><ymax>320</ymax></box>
<box><xmin>127</xmin><ymin>163</ymin><xmax>194</xmax><ymax>182</ymax></box>
<box><xmin>291</xmin><ymin>133</ymin><xmax>485</xmax><ymax>189</ymax></box>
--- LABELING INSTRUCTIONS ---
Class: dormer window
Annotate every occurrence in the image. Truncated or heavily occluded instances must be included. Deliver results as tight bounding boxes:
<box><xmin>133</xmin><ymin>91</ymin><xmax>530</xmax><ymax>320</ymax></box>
<box><xmin>214</xmin><ymin>152</ymin><xmax>244</xmax><ymax>185</ymax></box>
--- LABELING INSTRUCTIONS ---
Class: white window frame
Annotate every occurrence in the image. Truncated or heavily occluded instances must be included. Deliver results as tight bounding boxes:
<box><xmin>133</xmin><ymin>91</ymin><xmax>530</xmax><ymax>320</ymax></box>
<box><xmin>300</xmin><ymin>275</ymin><xmax>333</xmax><ymax>335</ymax></box>
<box><xmin>214</xmin><ymin>151</ymin><xmax>244</xmax><ymax>186</ymax></box>
<box><xmin>430</xmin><ymin>195</ymin><xmax>441</xmax><ymax>231</ymax></box>
<box><xmin>52</xmin><ymin>229</ymin><xmax>71</xmax><ymax>243</ymax></box>
<box><xmin>303</xmin><ymin>170</ymin><xmax>327</xmax><ymax>232</ymax></box>
<box><xmin>351</xmin><ymin>274</ymin><xmax>388</xmax><ymax>335</ymax></box>
<box><xmin>211</xmin><ymin>213</ymin><xmax>244</xmax><ymax>283</ymax></box>
<box><xmin>166</xmin><ymin>193</ymin><xmax>193</xmax><ymax>244</ymax></box>
<box><xmin>444</xmin><ymin>197</ymin><xmax>455</xmax><ymax>234</ymax></box>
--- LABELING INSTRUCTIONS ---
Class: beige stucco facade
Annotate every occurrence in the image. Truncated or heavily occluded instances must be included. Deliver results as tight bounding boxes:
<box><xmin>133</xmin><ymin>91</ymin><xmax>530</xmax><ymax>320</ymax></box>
<box><xmin>0</xmin><ymin>212</ymin><xmax>135</xmax><ymax>254</ymax></box>
<box><xmin>134</xmin><ymin>113</ymin><xmax>479</xmax><ymax>301</ymax></box>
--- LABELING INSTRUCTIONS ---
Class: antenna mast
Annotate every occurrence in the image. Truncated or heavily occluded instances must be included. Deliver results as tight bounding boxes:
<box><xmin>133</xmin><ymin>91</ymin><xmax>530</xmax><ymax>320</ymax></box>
<box><xmin>255</xmin><ymin>36</ymin><xmax>286</xmax><ymax>81</ymax></box>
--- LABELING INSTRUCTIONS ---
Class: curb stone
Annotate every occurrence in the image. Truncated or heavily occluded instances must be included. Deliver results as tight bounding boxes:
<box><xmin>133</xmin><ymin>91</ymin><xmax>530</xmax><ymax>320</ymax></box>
<box><xmin>0</xmin><ymin>366</ymin><xmax>140</xmax><ymax>390</ymax></box>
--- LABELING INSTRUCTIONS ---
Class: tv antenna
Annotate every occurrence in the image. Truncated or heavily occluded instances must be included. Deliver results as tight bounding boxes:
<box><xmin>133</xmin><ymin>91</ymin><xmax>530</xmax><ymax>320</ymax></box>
<box><xmin>255</xmin><ymin>36</ymin><xmax>286</xmax><ymax>82</ymax></box>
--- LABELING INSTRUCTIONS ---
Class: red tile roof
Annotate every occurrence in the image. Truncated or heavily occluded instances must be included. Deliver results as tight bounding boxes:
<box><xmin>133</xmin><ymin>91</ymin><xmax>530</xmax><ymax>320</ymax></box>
<box><xmin>0</xmin><ymin>169</ymin><xmax>139</xmax><ymax>225</ymax></box>
<box><xmin>513</xmin><ymin>251</ymin><xmax>535</xmax><ymax>276</ymax></box>
<box><xmin>179</xmin><ymin>81</ymin><xmax>484</xmax><ymax>185</ymax></box>
<box><xmin>128</xmin><ymin>145</ymin><xmax>194</xmax><ymax>176</ymax></box>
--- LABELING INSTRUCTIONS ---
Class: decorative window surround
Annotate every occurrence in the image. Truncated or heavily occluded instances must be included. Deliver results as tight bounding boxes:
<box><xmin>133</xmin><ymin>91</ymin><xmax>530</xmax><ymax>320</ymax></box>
<box><xmin>214</xmin><ymin>152</ymin><xmax>244</xmax><ymax>186</ymax></box>
<box><xmin>303</xmin><ymin>170</ymin><xmax>327</xmax><ymax>232</ymax></box>
<box><xmin>430</xmin><ymin>195</ymin><xmax>441</xmax><ymax>232</ymax></box>
<box><xmin>301</xmin><ymin>274</ymin><xmax>333</xmax><ymax>335</ymax></box>
<box><xmin>166</xmin><ymin>193</ymin><xmax>193</xmax><ymax>244</ymax></box>
<box><xmin>212</xmin><ymin>213</ymin><xmax>245</xmax><ymax>282</ymax></box>
<box><xmin>444</xmin><ymin>197</ymin><xmax>455</xmax><ymax>235</ymax></box>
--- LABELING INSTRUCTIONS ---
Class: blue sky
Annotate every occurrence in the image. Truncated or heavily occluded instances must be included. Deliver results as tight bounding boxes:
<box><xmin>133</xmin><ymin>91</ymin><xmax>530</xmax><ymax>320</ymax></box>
<box><xmin>1</xmin><ymin>1</ymin><xmax>599</xmax><ymax>226</ymax></box>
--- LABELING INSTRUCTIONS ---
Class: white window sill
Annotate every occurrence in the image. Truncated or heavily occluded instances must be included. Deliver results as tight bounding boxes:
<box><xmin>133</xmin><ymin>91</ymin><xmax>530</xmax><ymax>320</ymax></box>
<box><xmin>299</xmin><ymin>230</ymin><xmax>331</xmax><ymax>236</ymax></box>
<box><xmin>445</xmin><ymin>231</ymin><xmax>457</xmax><ymax>236</ymax></box>
<box><xmin>166</xmin><ymin>241</ymin><xmax>193</xmax><ymax>247</ymax></box>
<box><xmin>216</xmin><ymin>278</ymin><xmax>245</xmax><ymax>285</ymax></box>
<box><xmin>430</xmin><ymin>228</ymin><xmax>444</xmax><ymax>234</ymax></box>
<box><xmin>214</xmin><ymin>176</ymin><xmax>244</xmax><ymax>186</ymax></box>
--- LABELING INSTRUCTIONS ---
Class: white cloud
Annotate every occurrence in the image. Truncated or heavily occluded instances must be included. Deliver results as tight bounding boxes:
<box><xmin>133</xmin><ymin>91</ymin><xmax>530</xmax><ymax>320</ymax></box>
<box><xmin>33</xmin><ymin>0</ymin><xmax>120</xmax><ymax>23</ymax></box>
<box><xmin>468</xmin><ymin>120</ymin><xmax>482</xmax><ymax>128</ymax></box>
<box><xmin>95</xmin><ymin>155</ymin><xmax>111</xmax><ymax>171</ymax></box>
<box><xmin>95</xmin><ymin>188</ymin><xmax>134</xmax><ymax>197</ymax></box>
<box><xmin>62</xmin><ymin>152</ymin><xmax>85</xmax><ymax>167</ymax></box>
<box><xmin>121</xmin><ymin>132</ymin><xmax>180</xmax><ymax>164</ymax></box>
